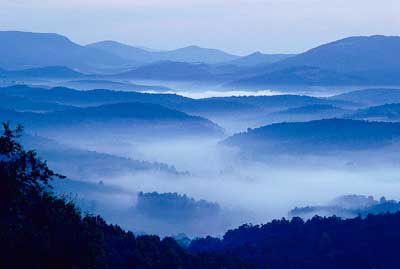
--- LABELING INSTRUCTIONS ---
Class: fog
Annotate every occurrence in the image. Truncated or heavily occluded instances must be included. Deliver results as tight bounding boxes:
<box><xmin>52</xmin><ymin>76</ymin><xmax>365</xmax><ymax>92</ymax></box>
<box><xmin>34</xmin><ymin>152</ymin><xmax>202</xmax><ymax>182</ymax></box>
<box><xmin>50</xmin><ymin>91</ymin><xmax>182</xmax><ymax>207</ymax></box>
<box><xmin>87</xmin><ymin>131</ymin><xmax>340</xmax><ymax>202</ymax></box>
<box><xmin>140</xmin><ymin>89</ymin><xmax>286</xmax><ymax>99</ymax></box>
<box><xmin>7</xmin><ymin>82</ymin><xmax>400</xmax><ymax>237</ymax></box>
<box><xmin>46</xmin><ymin>129</ymin><xmax>400</xmax><ymax>237</ymax></box>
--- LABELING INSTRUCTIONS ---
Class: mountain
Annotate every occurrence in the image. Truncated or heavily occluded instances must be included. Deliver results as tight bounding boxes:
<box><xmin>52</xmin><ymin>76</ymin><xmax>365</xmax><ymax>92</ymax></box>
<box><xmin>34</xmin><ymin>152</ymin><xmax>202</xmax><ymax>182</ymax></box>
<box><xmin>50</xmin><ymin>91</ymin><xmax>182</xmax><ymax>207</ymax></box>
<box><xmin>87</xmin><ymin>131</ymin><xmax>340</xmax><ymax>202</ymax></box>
<box><xmin>229</xmin><ymin>66</ymin><xmax>365</xmax><ymax>87</ymax></box>
<box><xmin>227</xmin><ymin>52</ymin><xmax>295</xmax><ymax>67</ymax></box>
<box><xmin>0</xmin><ymin>66</ymin><xmax>86</xmax><ymax>79</ymax></box>
<box><xmin>114</xmin><ymin>61</ymin><xmax>217</xmax><ymax>81</ymax></box>
<box><xmin>0</xmin><ymin>93</ymin><xmax>73</xmax><ymax>112</ymax></box>
<box><xmin>86</xmin><ymin>40</ymin><xmax>154</xmax><ymax>63</ymax></box>
<box><xmin>205</xmin><ymin>94</ymin><xmax>358</xmax><ymax>112</ymax></box>
<box><xmin>88</xmin><ymin>41</ymin><xmax>239</xmax><ymax>64</ymax></box>
<box><xmin>330</xmin><ymin>88</ymin><xmax>400</xmax><ymax>106</ymax></box>
<box><xmin>274</xmin><ymin>104</ymin><xmax>348</xmax><ymax>115</ymax></box>
<box><xmin>58</xmin><ymin>79</ymin><xmax>173</xmax><ymax>92</ymax></box>
<box><xmin>223</xmin><ymin>119</ymin><xmax>400</xmax><ymax>154</ymax></box>
<box><xmin>270</xmin><ymin>35</ymin><xmax>400</xmax><ymax>73</ymax></box>
<box><xmin>0</xmin><ymin>102</ymin><xmax>224</xmax><ymax>138</ymax></box>
<box><xmin>347</xmin><ymin>103</ymin><xmax>400</xmax><ymax>121</ymax></box>
<box><xmin>157</xmin><ymin>45</ymin><xmax>239</xmax><ymax>64</ymax></box>
<box><xmin>229</xmin><ymin>35</ymin><xmax>400</xmax><ymax>87</ymax></box>
<box><xmin>0</xmin><ymin>85</ymin><xmax>190</xmax><ymax>106</ymax></box>
<box><xmin>0</xmin><ymin>31</ymin><xmax>128</xmax><ymax>72</ymax></box>
<box><xmin>267</xmin><ymin>104</ymin><xmax>351</xmax><ymax>123</ymax></box>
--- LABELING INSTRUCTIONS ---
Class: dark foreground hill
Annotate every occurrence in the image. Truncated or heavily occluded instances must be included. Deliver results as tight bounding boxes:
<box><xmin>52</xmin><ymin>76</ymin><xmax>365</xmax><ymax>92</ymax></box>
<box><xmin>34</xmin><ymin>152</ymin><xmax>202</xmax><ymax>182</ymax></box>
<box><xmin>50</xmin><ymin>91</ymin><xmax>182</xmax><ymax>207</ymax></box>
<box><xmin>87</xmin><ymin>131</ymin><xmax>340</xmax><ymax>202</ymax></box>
<box><xmin>0</xmin><ymin>124</ymin><xmax>246</xmax><ymax>269</ymax></box>
<box><xmin>3</xmin><ymin>125</ymin><xmax>400</xmax><ymax>268</ymax></box>
<box><xmin>189</xmin><ymin>212</ymin><xmax>400</xmax><ymax>268</ymax></box>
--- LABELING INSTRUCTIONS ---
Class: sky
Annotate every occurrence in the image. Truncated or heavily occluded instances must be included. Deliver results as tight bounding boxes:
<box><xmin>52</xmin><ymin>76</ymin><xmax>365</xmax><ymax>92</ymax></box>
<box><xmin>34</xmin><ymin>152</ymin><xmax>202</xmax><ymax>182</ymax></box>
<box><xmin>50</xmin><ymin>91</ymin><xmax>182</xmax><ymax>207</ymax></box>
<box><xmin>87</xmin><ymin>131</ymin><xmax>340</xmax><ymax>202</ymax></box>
<box><xmin>1</xmin><ymin>0</ymin><xmax>400</xmax><ymax>55</ymax></box>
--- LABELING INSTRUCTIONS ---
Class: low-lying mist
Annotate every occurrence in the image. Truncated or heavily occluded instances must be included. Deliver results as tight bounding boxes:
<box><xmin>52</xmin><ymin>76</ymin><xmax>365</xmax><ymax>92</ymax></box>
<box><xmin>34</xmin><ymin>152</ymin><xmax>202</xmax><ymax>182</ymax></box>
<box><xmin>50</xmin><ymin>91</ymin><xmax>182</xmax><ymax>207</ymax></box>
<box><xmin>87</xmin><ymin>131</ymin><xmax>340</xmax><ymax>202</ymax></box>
<box><xmin>48</xmin><ymin>131</ymin><xmax>400</xmax><ymax>237</ymax></box>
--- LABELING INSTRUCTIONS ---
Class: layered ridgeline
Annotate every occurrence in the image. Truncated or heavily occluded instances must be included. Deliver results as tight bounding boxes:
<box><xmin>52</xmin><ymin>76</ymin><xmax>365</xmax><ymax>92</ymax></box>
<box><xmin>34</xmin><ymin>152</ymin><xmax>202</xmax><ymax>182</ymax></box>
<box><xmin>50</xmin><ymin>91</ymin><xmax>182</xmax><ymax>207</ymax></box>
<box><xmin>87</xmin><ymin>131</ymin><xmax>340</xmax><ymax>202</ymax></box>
<box><xmin>57</xmin><ymin>79</ymin><xmax>173</xmax><ymax>92</ymax></box>
<box><xmin>0</xmin><ymin>85</ymin><xmax>362</xmax><ymax>134</ymax></box>
<box><xmin>0</xmin><ymin>66</ymin><xmax>86</xmax><ymax>79</ymax></box>
<box><xmin>346</xmin><ymin>103</ymin><xmax>400</xmax><ymax>121</ymax></box>
<box><xmin>2</xmin><ymin>31</ymin><xmax>400</xmax><ymax>86</ymax></box>
<box><xmin>0</xmin><ymin>102</ymin><xmax>224</xmax><ymax>140</ymax></box>
<box><xmin>230</xmin><ymin>35</ymin><xmax>400</xmax><ymax>87</ymax></box>
<box><xmin>0</xmin><ymin>31</ymin><xmax>238</xmax><ymax>73</ymax></box>
<box><xmin>223</xmin><ymin>119</ymin><xmax>400</xmax><ymax>155</ymax></box>
<box><xmin>113</xmin><ymin>61</ymin><xmax>217</xmax><ymax>81</ymax></box>
<box><xmin>0</xmin><ymin>124</ymin><xmax>247</xmax><ymax>269</ymax></box>
<box><xmin>329</xmin><ymin>88</ymin><xmax>400</xmax><ymax>106</ymax></box>
<box><xmin>267</xmin><ymin>104</ymin><xmax>351</xmax><ymax>123</ymax></box>
<box><xmin>0</xmin><ymin>85</ymin><xmax>224</xmax><ymax>139</ymax></box>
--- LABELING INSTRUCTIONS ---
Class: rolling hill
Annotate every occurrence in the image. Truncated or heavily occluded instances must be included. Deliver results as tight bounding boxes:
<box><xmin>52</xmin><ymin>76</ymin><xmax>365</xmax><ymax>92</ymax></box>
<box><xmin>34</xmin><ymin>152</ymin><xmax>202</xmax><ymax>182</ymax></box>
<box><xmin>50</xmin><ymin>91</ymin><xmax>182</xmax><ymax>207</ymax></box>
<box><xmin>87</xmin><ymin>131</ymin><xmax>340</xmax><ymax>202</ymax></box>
<box><xmin>229</xmin><ymin>66</ymin><xmax>364</xmax><ymax>87</ymax></box>
<box><xmin>0</xmin><ymin>102</ymin><xmax>225</xmax><ymax>138</ymax></box>
<box><xmin>114</xmin><ymin>61</ymin><xmax>217</xmax><ymax>81</ymax></box>
<box><xmin>223</xmin><ymin>119</ymin><xmax>400</xmax><ymax>154</ymax></box>
<box><xmin>0</xmin><ymin>66</ymin><xmax>86</xmax><ymax>79</ymax></box>
<box><xmin>330</xmin><ymin>88</ymin><xmax>400</xmax><ymax>106</ymax></box>
<box><xmin>58</xmin><ymin>79</ymin><xmax>173</xmax><ymax>92</ymax></box>
<box><xmin>346</xmin><ymin>103</ymin><xmax>400</xmax><ymax>121</ymax></box>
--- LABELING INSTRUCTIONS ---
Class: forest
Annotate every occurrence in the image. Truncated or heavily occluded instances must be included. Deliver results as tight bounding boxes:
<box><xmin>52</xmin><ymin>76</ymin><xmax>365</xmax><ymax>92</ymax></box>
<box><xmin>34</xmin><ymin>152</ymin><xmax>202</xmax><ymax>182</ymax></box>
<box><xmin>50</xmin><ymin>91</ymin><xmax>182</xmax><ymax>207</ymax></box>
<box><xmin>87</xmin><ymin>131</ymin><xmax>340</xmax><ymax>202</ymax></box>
<box><xmin>2</xmin><ymin>123</ymin><xmax>400</xmax><ymax>268</ymax></box>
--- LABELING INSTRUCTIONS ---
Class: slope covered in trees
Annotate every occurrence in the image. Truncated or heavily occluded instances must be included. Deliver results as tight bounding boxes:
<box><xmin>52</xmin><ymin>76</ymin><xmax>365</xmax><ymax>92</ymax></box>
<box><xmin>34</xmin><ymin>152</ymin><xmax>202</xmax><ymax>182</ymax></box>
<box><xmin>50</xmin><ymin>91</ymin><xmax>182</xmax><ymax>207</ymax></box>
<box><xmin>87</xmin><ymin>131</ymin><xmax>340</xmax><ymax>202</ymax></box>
<box><xmin>190</xmin><ymin>213</ymin><xmax>400</xmax><ymax>268</ymax></box>
<box><xmin>223</xmin><ymin>119</ymin><xmax>400</xmax><ymax>154</ymax></box>
<box><xmin>0</xmin><ymin>123</ymin><xmax>247</xmax><ymax>269</ymax></box>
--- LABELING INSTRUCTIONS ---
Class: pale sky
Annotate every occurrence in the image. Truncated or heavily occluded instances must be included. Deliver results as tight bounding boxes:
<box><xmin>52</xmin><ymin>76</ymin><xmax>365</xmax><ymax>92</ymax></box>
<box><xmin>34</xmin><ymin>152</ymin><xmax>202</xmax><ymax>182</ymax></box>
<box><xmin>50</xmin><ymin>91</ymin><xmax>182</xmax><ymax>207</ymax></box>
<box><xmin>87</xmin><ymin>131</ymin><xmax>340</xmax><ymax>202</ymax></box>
<box><xmin>1</xmin><ymin>0</ymin><xmax>400</xmax><ymax>55</ymax></box>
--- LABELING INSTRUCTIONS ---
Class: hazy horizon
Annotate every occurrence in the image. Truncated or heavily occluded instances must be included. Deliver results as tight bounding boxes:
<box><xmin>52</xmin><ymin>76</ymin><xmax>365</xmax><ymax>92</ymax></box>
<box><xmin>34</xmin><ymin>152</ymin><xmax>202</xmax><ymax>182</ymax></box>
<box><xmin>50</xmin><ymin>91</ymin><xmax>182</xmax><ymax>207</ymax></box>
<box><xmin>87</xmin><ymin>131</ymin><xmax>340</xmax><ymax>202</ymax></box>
<box><xmin>2</xmin><ymin>0</ymin><xmax>400</xmax><ymax>55</ymax></box>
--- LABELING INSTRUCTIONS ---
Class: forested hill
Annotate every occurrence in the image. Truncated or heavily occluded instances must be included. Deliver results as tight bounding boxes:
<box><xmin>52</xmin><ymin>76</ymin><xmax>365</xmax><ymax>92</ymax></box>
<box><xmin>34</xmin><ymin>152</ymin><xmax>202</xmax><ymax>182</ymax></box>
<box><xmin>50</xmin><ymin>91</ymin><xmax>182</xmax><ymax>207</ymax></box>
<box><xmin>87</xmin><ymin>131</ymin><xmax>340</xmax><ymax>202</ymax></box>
<box><xmin>0</xmin><ymin>123</ymin><xmax>247</xmax><ymax>269</ymax></box>
<box><xmin>189</xmin><ymin>213</ymin><xmax>400</xmax><ymax>268</ymax></box>
<box><xmin>224</xmin><ymin>119</ymin><xmax>400</xmax><ymax>153</ymax></box>
<box><xmin>3</xmin><ymin>122</ymin><xmax>400</xmax><ymax>268</ymax></box>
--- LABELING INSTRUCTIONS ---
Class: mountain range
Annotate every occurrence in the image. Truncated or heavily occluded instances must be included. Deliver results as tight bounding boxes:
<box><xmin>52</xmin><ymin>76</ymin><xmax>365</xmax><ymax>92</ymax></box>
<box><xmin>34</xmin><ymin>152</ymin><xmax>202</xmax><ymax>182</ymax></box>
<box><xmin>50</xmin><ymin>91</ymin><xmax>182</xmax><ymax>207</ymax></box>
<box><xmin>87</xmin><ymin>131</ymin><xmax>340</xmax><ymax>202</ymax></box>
<box><xmin>1</xmin><ymin>31</ymin><xmax>400</xmax><ymax>86</ymax></box>
<box><xmin>87</xmin><ymin>41</ymin><xmax>240</xmax><ymax>64</ymax></box>
<box><xmin>230</xmin><ymin>35</ymin><xmax>400</xmax><ymax>87</ymax></box>
<box><xmin>0</xmin><ymin>31</ymin><xmax>128</xmax><ymax>72</ymax></box>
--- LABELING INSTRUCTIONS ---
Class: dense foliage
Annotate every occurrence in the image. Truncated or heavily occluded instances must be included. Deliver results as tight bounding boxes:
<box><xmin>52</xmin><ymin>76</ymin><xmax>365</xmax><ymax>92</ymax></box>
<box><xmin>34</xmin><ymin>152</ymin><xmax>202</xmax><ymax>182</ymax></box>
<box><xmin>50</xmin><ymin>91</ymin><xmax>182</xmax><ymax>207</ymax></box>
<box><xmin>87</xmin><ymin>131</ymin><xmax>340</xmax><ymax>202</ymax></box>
<box><xmin>0</xmin><ymin>123</ymin><xmax>248</xmax><ymax>269</ymax></box>
<box><xmin>190</xmin><ymin>213</ymin><xmax>400</xmax><ymax>268</ymax></box>
<box><xmin>136</xmin><ymin>192</ymin><xmax>220</xmax><ymax>221</ymax></box>
<box><xmin>3</xmin><ymin>122</ymin><xmax>400</xmax><ymax>269</ymax></box>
